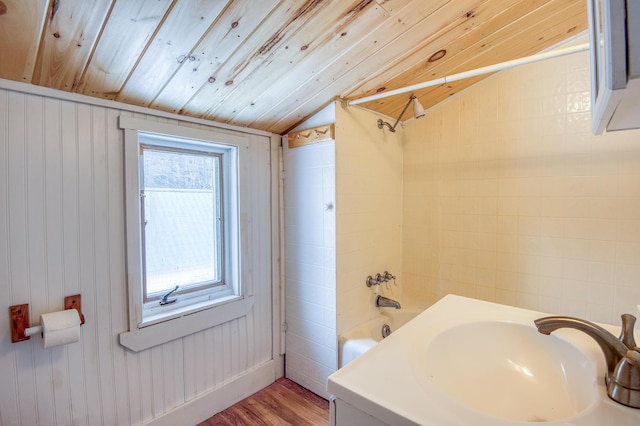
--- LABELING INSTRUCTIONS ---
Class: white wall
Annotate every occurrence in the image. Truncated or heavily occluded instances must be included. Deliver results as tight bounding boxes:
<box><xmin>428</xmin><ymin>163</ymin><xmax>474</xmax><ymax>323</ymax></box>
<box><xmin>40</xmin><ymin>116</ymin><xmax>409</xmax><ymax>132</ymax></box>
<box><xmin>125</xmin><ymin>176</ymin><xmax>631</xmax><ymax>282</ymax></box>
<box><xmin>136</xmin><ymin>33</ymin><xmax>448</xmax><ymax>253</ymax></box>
<box><xmin>335</xmin><ymin>103</ymin><xmax>404</xmax><ymax>335</ymax></box>
<box><xmin>403</xmin><ymin>34</ymin><xmax>640</xmax><ymax>325</ymax></box>
<box><xmin>283</xmin><ymin>138</ymin><xmax>337</xmax><ymax>399</ymax></box>
<box><xmin>0</xmin><ymin>81</ymin><xmax>280</xmax><ymax>425</ymax></box>
<box><xmin>282</xmin><ymin>102</ymin><xmax>404</xmax><ymax>397</ymax></box>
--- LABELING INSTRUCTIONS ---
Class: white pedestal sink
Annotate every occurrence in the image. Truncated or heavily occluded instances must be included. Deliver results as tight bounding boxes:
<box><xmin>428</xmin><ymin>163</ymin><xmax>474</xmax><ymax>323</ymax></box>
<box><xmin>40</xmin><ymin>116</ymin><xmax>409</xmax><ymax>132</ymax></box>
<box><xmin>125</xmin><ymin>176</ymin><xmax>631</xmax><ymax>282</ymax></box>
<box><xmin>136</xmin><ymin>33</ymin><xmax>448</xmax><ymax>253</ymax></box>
<box><xmin>327</xmin><ymin>295</ymin><xmax>640</xmax><ymax>425</ymax></box>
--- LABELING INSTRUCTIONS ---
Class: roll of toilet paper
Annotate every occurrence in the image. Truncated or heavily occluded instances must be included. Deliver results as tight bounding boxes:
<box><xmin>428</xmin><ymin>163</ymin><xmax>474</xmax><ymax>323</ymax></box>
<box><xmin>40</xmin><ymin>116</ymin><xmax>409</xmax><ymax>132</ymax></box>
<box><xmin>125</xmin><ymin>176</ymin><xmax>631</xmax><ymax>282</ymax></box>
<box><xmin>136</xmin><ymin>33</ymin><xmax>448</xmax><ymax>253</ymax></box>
<box><xmin>40</xmin><ymin>309</ymin><xmax>81</xmax><ymax>348</ymax></box>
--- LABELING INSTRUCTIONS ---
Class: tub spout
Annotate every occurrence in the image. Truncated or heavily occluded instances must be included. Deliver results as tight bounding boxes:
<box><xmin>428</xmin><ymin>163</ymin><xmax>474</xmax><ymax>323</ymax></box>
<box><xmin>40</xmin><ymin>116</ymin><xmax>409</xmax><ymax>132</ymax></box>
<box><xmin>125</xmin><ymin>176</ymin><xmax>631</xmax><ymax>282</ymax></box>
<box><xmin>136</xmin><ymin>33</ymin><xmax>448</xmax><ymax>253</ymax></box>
<box><xmin>534</xmin><ymin>314</ymin><xmax>640</xmax><ymax>408</ymax></box>
<box><xmin>376</xmin><ymin>295</ymin><xmax>401</xmax><ymax>309</ymax></box>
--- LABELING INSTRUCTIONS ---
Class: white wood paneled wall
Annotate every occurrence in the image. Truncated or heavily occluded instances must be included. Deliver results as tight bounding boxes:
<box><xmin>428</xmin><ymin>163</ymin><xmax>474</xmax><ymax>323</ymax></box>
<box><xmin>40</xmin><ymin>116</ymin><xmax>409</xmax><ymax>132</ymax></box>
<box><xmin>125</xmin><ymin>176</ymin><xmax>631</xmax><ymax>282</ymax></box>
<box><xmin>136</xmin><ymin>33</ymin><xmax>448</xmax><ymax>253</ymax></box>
<box><xmin>0</xmin><ymin>83</ymin><xmax>279</xmax><ymax>426</ymax></box>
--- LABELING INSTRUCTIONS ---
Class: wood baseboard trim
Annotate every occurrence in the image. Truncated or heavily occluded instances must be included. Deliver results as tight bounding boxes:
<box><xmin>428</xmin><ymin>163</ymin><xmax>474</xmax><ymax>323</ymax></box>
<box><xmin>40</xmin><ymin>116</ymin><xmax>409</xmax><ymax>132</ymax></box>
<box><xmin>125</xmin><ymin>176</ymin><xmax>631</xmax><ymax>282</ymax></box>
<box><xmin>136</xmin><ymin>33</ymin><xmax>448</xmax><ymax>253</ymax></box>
<box><xmin>143</xmin><ymin>360</ymin><xmax>276</xmax><ymax>426</ymax></box>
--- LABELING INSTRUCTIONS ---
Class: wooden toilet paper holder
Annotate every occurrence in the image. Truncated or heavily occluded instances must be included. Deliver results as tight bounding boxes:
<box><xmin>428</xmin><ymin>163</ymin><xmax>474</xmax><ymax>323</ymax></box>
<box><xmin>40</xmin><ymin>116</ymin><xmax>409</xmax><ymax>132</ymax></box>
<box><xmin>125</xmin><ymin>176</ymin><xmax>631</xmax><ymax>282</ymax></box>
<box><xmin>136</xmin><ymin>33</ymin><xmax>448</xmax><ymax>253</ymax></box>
<box><xmin>9</xmin><ymin>294</ymin><xmax>85</xmax><ymax>343</ymax></box>
<box><xmin>64</xmin><ymin>294</ymin><xmax>85</xmax><ymax>325</ymax></box>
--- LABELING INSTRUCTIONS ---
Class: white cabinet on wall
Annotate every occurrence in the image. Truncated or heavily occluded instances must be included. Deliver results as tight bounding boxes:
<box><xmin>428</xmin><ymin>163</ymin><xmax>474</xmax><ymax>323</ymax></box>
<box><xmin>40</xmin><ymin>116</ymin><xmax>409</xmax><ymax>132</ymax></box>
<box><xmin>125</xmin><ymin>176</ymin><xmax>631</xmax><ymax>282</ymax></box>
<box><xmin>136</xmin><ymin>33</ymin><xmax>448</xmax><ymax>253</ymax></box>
<box><xmin>589</xmin><ymin>0</ymin><xmax>640</xmax><ymax>133</ymax></box>
<box><xmin>282</xmin><ymin>124</ymin><xmax>337</xmax><ymax>399</ymax></box>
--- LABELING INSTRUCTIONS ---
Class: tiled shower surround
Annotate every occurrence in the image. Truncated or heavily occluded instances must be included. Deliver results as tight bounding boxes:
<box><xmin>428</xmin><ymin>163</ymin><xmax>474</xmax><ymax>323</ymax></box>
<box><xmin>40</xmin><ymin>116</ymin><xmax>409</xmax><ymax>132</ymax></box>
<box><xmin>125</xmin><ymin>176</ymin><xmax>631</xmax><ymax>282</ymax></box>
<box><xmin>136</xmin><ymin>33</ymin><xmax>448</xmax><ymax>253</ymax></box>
<box><xmin>403</xmin><ymin>35</ymin><xmax>640</xmax><ymax>325</ymax></box>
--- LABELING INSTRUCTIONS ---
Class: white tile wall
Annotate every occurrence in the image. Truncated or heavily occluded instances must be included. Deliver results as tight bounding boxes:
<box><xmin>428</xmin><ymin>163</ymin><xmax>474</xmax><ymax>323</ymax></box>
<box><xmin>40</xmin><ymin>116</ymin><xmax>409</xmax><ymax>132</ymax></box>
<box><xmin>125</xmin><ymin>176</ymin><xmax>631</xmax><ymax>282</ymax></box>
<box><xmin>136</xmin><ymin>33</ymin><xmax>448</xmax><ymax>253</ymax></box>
<box><xmin>403</xmin><ymin>34</ymin><xmax>640</xmax><ymax>325</ymax></box>
<box><xmin>335</xmin><ymin>104</ymin><xmax>404</xmax><ymax>335</ymax></box>
<box><xmin>283</xmin><ymin>139</ymin><xmax>337</xmax><ymax>399</ymax></box>
<box><xmin>283</xmin><ymin>103</ymin><xmax>404</xmax><ymax>397</ymax></box>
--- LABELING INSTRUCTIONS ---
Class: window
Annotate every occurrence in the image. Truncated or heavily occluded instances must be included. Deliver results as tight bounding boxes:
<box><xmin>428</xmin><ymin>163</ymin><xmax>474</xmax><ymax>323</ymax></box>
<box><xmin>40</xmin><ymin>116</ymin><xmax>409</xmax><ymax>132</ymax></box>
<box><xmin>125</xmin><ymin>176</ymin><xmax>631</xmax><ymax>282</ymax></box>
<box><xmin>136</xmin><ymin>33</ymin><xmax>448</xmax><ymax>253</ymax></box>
<box><xmin>119</xmin><ymin>117</ymin><xmax>256</xmax><ymax>352</ymax></box>
<box><xmin>141</xmin><ymin>146</ymin><xmax>223</xmax><ymax>302</ymax></box>
<box><xmin>138</xmin><ymin>138</ymin><xmax>231</xmax><ymax>320</ymax></box>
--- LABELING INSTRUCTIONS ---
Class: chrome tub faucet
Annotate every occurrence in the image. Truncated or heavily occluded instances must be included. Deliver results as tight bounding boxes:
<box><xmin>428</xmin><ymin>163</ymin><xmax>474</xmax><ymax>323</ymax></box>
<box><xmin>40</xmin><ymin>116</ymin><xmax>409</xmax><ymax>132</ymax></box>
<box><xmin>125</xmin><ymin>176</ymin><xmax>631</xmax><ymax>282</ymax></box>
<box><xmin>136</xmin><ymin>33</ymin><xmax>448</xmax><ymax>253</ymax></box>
<box><xmin>535</xmin><ymin>313</ymin><xmax>640</xmax><ymax>408</ymax></box>
<box><xmin>376</xmin><ymin>295</ymin><xmax>401</xmax><ymax>309</ymax></box>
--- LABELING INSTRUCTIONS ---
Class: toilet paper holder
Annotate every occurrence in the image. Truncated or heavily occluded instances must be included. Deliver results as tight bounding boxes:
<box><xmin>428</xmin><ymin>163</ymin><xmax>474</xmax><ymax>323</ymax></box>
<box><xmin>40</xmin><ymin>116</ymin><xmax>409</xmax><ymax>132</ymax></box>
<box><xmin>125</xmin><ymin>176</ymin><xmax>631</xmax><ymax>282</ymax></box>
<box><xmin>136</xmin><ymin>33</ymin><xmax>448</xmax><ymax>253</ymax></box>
<box><xmin>9</xmin><ymin>294</ymin><xmax>85</xmax><ymax>343</ymax></box>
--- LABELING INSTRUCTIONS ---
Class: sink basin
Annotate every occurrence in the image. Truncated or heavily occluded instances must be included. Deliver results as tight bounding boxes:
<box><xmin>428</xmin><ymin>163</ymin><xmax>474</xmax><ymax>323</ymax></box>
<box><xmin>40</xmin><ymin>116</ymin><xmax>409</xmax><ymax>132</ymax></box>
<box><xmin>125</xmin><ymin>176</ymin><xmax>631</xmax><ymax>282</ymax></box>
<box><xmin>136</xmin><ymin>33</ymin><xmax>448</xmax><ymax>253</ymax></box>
<box><xmin>419</xmin><ymin>321</ymin><xmax>598</xmax><ymax>422</ymax></box>
<box><xmin>328</xmin><ymin>295</ymin><xmax>640</xmax><ymax>426</ymax></box>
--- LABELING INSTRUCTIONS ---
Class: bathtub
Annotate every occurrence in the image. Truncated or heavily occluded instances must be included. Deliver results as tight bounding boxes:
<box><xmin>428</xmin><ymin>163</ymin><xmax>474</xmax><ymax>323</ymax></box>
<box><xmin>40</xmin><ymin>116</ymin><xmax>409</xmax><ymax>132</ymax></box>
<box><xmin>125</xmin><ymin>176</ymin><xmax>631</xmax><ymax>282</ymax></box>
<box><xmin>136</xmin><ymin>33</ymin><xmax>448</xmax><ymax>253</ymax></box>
<box><xmin>338</xmin><ymin>308</ymin><xmax>422</xmax><ymax>368</ymax></box>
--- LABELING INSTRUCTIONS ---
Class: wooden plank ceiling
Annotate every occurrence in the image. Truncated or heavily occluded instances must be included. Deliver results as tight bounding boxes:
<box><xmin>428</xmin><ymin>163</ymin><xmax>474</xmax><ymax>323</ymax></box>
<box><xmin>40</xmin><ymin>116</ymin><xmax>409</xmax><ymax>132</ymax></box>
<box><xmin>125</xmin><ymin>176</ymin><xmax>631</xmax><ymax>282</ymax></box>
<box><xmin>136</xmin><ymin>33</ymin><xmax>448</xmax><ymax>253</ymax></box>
<box><xmin>0</xmin><ymin>0</ymin><xmax>587</xmax><ymax>134</ymax></box>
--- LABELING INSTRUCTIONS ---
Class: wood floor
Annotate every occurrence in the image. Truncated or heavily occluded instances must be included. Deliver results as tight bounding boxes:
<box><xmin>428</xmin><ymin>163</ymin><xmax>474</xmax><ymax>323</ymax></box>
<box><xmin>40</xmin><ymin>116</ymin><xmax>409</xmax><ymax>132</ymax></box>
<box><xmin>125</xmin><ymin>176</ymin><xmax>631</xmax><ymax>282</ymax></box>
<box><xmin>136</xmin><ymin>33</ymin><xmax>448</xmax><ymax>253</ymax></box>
<box><xmin>198</xmin><ymin>378</ymin><xmax>330</xmax><ymax>426</ymax></box>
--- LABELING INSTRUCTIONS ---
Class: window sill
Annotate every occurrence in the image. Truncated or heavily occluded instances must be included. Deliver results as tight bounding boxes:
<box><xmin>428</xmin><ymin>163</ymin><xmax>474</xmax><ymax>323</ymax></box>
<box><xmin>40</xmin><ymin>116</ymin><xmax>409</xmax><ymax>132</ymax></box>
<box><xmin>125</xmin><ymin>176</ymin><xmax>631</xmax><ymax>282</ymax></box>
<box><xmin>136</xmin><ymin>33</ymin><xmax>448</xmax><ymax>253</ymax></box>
<box><xmin>140</xmin><ymin>291</ymin><xmax>237</xmax><ymax>327</ymax></box>
<box><xmin>119</xmin><ymin>294</ymin><xmax>254</xmax><ymax>352</ymax></box>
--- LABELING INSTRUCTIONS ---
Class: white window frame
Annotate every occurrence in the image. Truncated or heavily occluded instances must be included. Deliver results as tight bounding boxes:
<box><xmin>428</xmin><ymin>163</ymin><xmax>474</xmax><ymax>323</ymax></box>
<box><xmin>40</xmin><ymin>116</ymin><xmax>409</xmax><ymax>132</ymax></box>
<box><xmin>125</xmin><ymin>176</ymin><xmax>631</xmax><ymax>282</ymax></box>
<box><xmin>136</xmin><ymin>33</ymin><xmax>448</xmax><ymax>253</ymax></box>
<box><xmin>119</xmin><ymin>116</ymin><xmax>254</xmax><ymax>352</ymax></box>
<box><xmin>138</xmin><ymin>135</ymin><xmax>230</xmax><ymax>319</ymax></box>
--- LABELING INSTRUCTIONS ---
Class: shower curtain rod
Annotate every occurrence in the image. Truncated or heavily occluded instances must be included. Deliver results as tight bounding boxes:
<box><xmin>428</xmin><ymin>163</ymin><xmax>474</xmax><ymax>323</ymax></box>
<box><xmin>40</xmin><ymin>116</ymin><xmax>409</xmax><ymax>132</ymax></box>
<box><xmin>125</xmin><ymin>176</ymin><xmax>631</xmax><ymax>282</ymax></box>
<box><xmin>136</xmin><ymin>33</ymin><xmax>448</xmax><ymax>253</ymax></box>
<box><xmin>348</xmin><ymin>42</ymin><xmax>590</xmax><ymax>106</ymax></box>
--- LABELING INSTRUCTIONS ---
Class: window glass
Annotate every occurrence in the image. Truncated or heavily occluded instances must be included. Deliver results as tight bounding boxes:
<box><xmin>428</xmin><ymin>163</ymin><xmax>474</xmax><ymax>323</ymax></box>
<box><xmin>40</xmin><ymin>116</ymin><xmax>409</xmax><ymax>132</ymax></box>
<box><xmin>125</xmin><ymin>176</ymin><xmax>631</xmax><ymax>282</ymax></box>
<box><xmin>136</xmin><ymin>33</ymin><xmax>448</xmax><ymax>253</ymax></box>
<box><xmin>141</xmin><ymin>146</ymin><xmax>223</xmax><ymax>302</ymax></box>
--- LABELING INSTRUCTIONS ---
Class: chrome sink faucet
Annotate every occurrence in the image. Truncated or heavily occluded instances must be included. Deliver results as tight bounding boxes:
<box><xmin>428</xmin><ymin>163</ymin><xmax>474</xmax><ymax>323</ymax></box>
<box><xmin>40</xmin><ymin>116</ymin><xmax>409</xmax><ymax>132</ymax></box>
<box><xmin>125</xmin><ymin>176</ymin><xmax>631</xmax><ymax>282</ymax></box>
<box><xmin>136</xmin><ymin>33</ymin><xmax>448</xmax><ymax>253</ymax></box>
<box><xmin>376</xmin><ymin>295</ymin><xmax>401</xmax><ymax>309</ymax></box>
<box><xmin>535</xmin><ymin>313</ymin><xmax>640</xmax><ymax>408</ymax></box>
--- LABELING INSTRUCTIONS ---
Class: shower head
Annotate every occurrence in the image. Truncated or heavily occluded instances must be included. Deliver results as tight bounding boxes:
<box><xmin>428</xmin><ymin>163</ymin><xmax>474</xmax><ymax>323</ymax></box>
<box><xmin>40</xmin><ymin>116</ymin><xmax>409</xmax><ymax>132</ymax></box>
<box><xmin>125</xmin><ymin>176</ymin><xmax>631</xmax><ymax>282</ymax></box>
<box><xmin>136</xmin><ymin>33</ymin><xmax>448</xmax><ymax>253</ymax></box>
<box><xmin>412</xmin><ymin>96</ymin><xmax>425</xmax><ymax>119</ymax></box>
<box><xmin>377</xmin><ymin>94</ymin><xmax>425</xmax><ymax>132</ymax></box>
